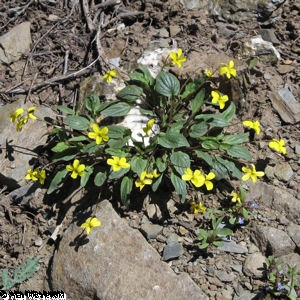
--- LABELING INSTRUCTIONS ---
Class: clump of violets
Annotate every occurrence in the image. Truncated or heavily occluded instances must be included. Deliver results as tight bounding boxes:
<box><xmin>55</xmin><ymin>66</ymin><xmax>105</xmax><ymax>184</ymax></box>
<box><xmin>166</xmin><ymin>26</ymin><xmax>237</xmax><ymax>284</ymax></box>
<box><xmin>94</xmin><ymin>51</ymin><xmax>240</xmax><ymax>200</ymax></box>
<box><xmin>169</xmin><ymin>48</ymin><xmax>186</xmax><ymax>68</ymax></box>
<box><xmin>25</xmin><ymin>168</ymin><xmax>46</xmax><ymax>184</ymax></box>
<box><xmin>66</xmin><ymin>159</ymin><xmax>86</xmax><ymax>179</ymax></box>
<box><xmin>219</xmin><ymin>60</ymin><xmax>237</xmax><ymax>79</ymax></box>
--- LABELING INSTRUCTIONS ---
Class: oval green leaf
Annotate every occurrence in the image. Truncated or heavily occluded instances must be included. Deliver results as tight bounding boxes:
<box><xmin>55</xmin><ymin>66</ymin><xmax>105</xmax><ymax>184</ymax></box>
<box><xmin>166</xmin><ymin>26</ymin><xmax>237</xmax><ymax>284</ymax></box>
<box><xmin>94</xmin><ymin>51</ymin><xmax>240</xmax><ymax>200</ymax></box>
<box><xmin>155</xmin><ymin>71</ymin><xmax>180</xmax><ymax>97</ymax></box>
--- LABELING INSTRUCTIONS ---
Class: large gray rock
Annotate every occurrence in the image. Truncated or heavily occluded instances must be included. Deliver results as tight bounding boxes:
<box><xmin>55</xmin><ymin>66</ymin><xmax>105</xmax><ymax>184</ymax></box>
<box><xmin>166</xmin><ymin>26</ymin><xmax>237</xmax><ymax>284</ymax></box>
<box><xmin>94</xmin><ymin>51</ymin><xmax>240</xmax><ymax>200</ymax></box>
<box><xmin>51</xmin><ymin>200</ymin><xmax>208</xmax><ymax>300</ymax></box>
<box><xmin>251</xmin><ymin>225</ymin><xmax>295</xmax><ymax>257</ymax></box>
<box><xmin>0</xmin><ymin>100</ymin><xmax>55</xmax><ymax>190</ymax></box>
<box><xmin>0</xmin><ymin>22</ymin><xmax>31</xmax><ymax>64</ymax></box>
<box><xmin>287</xmin><ymin>223</ymin><xmax>300</xmax><ymax>249</ymax></box>
<box><xmin>243</xmin><ymin>252</ymin><xmax>267</xmax><ymax>278</ymax></box>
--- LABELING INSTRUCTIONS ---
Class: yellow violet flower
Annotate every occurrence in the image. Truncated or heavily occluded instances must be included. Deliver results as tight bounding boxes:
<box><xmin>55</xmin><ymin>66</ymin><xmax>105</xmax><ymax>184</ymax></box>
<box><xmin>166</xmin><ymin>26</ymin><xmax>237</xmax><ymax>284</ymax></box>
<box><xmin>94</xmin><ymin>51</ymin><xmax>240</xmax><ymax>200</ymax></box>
<box><xmin>107</xmin><ymin>156</ymin><xmax>130</xmax><ymax>172</ymax></box>
<box><xmin>204</xmin><ymin>68</ymin><xmax>213</xmax><ymax>77</ymax></box>
<box><xmin>268</xmin><ymin>138</ymin><xmax>286</xmax><ymax>155</ymax></box>
<box><xmin>16</xmin><ymin>117</ymin><xmax>27</xmax><ymax>132</ymax></box>
<box><xmin>25</xmin><ymin>168</ymin><xmax>46</xmax><ymax>185</ymax></box>
<box><xmin>26</xmin><ymin>106</ymin><xmax>37</xmax><ymax>120</ymax></box>
<box><xmin>231</xmin><ymin>192</ymin><xmax>242</xmax><ymax>205</ymax></box>
<box><xmin>242</xmin><ymin>164</ymin><xmax>264</xmax><ymax>183</ymax></box>
<box><xmin>182</xmin><ymin>168</ymin><xmax>205</xmax><ymax>188</ymax></box>
<box><xmin>242</xmin><ymin>120</ymin><xmax>261</xmax><ymax>134</ymax></box>
<box><xmin>135</xmin><ymin>171</ymin><xmax>153</xmax><ymax>191</ymax></box>
<box><xmin>142</xmin><ymin>119</ymin><xmax>155</xmax><ymax>137</ymax></box>
<box><xmin>103</xmin><ymin>69</ymin><xmax>117</xmax><ymax>83</ymax></box>
<box><xmin>204</xmin><ymin>172</ymin><xmax>216</xmax><ymax>191</ymax></box>
<box><xmin>211</xmin><ymin>90</ymin><xmax>229</xmax><ymax>110</ymax></box>
<box><xmin>219</xmin><ymin>60</ymin><xmax>237</xmax><ymax>79</ymax></box>
<box><xmin>10</xmin><ymin>108</ymin><xmax>24</xmax><ymax>123</ymax></box>
<box><xmin>88</xmin><ymin>124</ymin><xmax>109</xmax><ymax>145</ymax></box>
<box><xmin>66</xmin><ymin>159</ymin><xmax>86</xmax><ymax>179</ymax></box>
<box><xmin>146</xmin><ymin>169</ymin><xmax>160</xmax><ymax>179</ymax></box>
<box><xmin>169</xmin><ymin>48</ymin><xmax>187</xmax><ymax>68</ymax></box>
<box><xmin>81</xmin><ymin>217</ymin><xmax>101</xmax><ymax>235</ymax></box>
<box><xmin>190</xmin><ymin>201</ymin><xmax>206</xmax><ymax>214</ymax></box>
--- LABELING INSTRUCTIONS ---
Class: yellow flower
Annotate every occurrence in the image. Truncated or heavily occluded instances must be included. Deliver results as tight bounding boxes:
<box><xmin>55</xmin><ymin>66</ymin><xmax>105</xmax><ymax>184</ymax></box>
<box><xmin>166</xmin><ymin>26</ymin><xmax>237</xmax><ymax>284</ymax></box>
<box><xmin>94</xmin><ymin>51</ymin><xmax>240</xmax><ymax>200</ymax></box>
<box><xmin>135</xmin><ymin>171</ymin><xmax>153</xmax><ymax>191</ymax></box>
<box><xmin>204</xmin><ymin>68</ymin><xmax>213</xmax><ymax>77</ymax></box>
<box><xmin>107</xmin><ymin>156</ymin><xmax>130</xmax><ymax>172</ymax></box>
<box><xmin>143</xmin><ymin>119</ymin><xmax>155</xmax><ymax>137</ymax></box>
<box><xmin>80</xmin><ymin>217</ymin><xmax>101</xmax><ymax>235</ymax></box>
<box><xmin>204</xmin><ymin>172</ymin><xmax>215</xmax><ymax>191</ymax></box>
<box><xmin>231</xmin><ymin>192</ymin><xmax>242</xmax><ymax>205</ymax></box>
<box><xmin>26</xmin><ymin>106</ymin><xmax>37</xmax><ymax>120</ymax></box>
<box><xmin>16</xmin><ymin>117</ymin><xmax>28</xmax><ymax>132</ymax></box>
<box><xmin>268</xmin><ymin>138</ymin><xmax>286</xmax><ymax>155</ymax></box>
<box><xmin>242</xmin><ymin>120</ymin><xmax>261</xmax><ymax>134</ymax></box>
<box><xmin>88</xmin><ymin>124</ymin><xmax>109</xmax><ymax>145</ymax></box>
<box><xmin>66</xmin><ymin>159</ymin><xmax>86</xmax><ymax>179</ymax></box>
<box><xmin>242</xmin><ymin>164</ymin><xmax>264</xmax><ymax>183</ymax></box>
<box><xmin>25</xmin><ymin>168</ymin><xmax>46</xmax><ymax>184</ymax></box>
<box><xmin>190</xmin><ymin>201</ymin><xmax>206</xmax><ymax>214</ymax></box>
<box><xmin>219</xmin><ymin>60</ymin><xmax>237</xmax><ymax>79</ymax></box>
<box><xmin>182</xmin><ymin>168</ymin><xmax>205</xmax><ymax>188</ymax></box>
<box><xmin>211</xmin><ymin>90</ymin><xmax>229</xmax><ymax>110</ymax></box>
<box><xmin>169</xmin><ymin>48</ymin><xmax>187</xmax><ymax>68</ymax></box>
<box><xmin>10</xmin><ymin>108</ymin><xmax>24</xmax><ymax>123</ymax></box>
<box><xmin>103</xmin><ymin>69</ymin><xmax>117</xmax><ymax>83</ymax></box>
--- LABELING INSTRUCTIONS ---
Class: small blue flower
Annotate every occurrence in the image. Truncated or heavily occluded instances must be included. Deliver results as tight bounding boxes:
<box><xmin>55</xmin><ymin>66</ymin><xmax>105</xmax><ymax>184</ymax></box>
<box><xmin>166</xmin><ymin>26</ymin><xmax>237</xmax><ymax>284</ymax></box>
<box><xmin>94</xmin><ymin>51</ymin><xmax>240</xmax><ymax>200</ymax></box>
<box><xmin>277</xmin><ymin>283</ymin><xmax>283</xmax><ymax>290</ymax></box>
<box><xmin>238</xmin><ymin>217</ymin><xmax>244</xmax><ymax>225</ymax></box>
<box><xmin>252</xmin><ymin>203</ymin><xmax>258</xmax><ymax>209</ymax></box>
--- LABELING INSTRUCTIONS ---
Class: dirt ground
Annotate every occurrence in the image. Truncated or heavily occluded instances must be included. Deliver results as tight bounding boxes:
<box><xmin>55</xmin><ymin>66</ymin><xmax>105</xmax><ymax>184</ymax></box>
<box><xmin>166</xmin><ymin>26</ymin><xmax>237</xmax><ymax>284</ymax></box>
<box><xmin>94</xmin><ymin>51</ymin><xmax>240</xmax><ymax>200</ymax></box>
<box><xmin>0</xmin><ymin>0</ymin><xmax>299</xmax><ymax>298</ymax></box>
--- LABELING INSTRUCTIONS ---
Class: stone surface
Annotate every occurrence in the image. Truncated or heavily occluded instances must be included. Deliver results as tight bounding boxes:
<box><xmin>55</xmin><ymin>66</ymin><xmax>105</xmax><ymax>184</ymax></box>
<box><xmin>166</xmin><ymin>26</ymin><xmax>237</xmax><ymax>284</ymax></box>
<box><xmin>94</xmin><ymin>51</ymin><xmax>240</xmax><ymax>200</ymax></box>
<box><xmin>215</xmin><ymin>271</ymin><xmax>236</xmax><ymax>283</ymax></box>
<box><xmin>140</xmin><ymin>223</ymin><xmax>163</xmax><ymax>240</ymax></box>
<box><xmin>269</xmin><ymin>86</ymin><xmax>300</xmax><ymax>124</ymax></box>
<box><xmin>218</xmin><ymin>241</ymin><xmax>248</xmax><ymax>254</ymax></box>
<box><xmin>251</xmin><ymin>225</ymin><xmax>295</xmax><ymax>257</ymax></box>
<box><xmin>51</xmin><ymin>200</ymin><xmax>208</xmax><ymax>299</ymax></box>
<box><xmin>243</xmin><ymin>252</ymin><xmax>267</xmax><ymax>278</ymax></box>
<box><xmin>0</xmin><ymin>100</ymin><xmax>55</xmax><ymax>190</ymax></box>
<box><xmin>274</xmin><ymin>162</ymin><xmax>294</xmax><ymax>182</ymax></box>
<box><xmin>0</xmin><ymin>22</ymin><xmax>31</xmax><ymax>64</ymax></box>
<box><xmin>162</xmin><ymin>241</ymin><xmax>182</xmax><ymax>261</ymax></box>
<box><xmin>286</xmin><ymin>223</ymin><xmax>300</xmax><ymax>249</ymax></box>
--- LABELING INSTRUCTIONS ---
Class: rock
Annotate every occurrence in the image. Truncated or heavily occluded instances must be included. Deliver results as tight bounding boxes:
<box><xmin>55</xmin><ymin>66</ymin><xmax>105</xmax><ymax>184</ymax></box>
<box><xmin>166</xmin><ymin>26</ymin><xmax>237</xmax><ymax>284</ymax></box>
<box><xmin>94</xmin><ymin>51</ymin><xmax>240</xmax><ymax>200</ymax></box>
<box><xmin>233</xmin><ymin>290</ymin><xmax>257</xmax><ymax>300</ymax></box>
<box><xmin>218</xmin><ymin>241</ymin><xmax>248</xmax><ymax>254</ymax></box>
<box><xmin>215</xmin><ymin>271</ymin><xmax>236</xmax><ymax>282</ymax></box>
<box><xmin>146</xmin><ymin>203</ymin><xmax>162</xmax><ymax>221</ymax></box>
<box><xmin>243</xmin><ymin>252</ymin><xmax>267</xmax><ymax>278</ymax></box>
<box><xmin>140</xmin><ymin>223</ymin><xmax>163</xmax><ymax>240</ymax></box>
<box><xmin>169</xmin><ymin>25</ymin><xmax>181</xmax><ymax>37</ymax></box>
<box><xmin>0</xmin><ymin>22</ymin><xmax>31</xmax><ymax>64</ymax></box>
<box><xmin>162</xmin><ymin>241</ymin><xmax>182</xmax><ymax>261</ymax></box>
<box><xmin>0</xmin><ymin>100</ymin><xmax>55</xmax><ymax>190</ymax></box>
<box><xmin>278</xmin><ymin>253</ymin><xmax>300</xmax><ymax>286</ymax></box>
<box><xmin>277</xmin><ymin>64</ymin><xmax>295</xmax><ymax>75</ymax></box>
<box><xmin>286</xmin><ymin>223</ymin><xmax>300</xmax><ymax>248</ymax></box>
<box><xmin>259</xmin><ymin>28</ymin><xmax>280</xmax><ymax>45</ymax></box>
<box><xmin>51</xmin><ymin>200</ymin><xmax>208</xmax><ymax>299</ymax></box>
<box><xmin>269</xmin><ymin>86</ymin><xmax>300</xmax><ymax>124</ymax></box>
<box><xmin>273</xmin><ymin>163</ymin><xmax>294</xmax><ymax>182</ymax></box>
<box><xmin>251</xmin><ymin>225</ymin><xmax>295</xmax><ymax>257</ymax></box>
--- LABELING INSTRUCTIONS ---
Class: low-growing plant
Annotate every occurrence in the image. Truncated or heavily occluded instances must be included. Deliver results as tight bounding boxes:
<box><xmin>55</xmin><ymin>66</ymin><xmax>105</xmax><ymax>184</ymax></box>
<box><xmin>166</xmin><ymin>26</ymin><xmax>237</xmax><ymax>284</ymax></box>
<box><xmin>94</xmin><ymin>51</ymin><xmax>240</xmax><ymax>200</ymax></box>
<box><xmin>265</xmin><ymin>255</ymin><xmax>300</xmax><ymax>300</ymax></box>
<box><xmin>198</xmin><ymin>214</ymin><xmax>233</xmax><ymax>249</ymax></box>
<box><xmin>0</xmin><ymin>257</ymin><xmax>39</xmax><ymax>290</ymax></box>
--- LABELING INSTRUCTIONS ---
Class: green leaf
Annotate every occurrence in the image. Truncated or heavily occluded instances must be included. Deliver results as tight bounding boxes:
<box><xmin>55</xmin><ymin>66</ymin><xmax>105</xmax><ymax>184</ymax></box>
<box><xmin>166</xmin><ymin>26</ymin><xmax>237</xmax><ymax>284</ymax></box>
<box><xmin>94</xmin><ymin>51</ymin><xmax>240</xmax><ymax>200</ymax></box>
<box><xmin>170</xmin><ymin>171</ymin><xmax>187</xmax><ymax>203</ymax></box>
<box><xmin>213</xmin><ymin>156</ymin><xmax>242</xmax><ymax>180</ymax></box>
<box><xmin>86</xmin><ymin>94</ymin><xmax>101</xmax><ymax>114</ymax></box>
<box><xmin>201</xmin><ymin>140</ymin><xmax>219</xmax><ymax>150</ymax></box>
<box><xmin>170</xmin><ymin>151</ymin><xmax>190</xmax><ymax>174</ymax></box>
<box><xmin>130</xmin><ymin>156</ymin><xmax>147</xmax><ymax>176</ymax></box>
<box><xmin>247</xmin><ymin>57</ymin><xmax>259</xmax><ymax>70</ymax></box>
<box><xmin>194</xmin><ymin>150</ymin><xmax>213</xmax><ymax>166</ymax></box>
<box><xmin>57</xmin><ymin>105</ymin><xmax>75</xmax><ymax>115</ymax></box>
<box><xmin>221</xmin><ymin>102</ymin><xmax>236</xmax><ymax>122</ymax></box>
<box><xmin>156</xmin><ymin>156</ymin><xmax>168</xmax><ymax>173</ymax></box>
<box><xmin>171</xmin><ymin>119</ymin><xmax>187</xmax><ymax>132</ymax></box>
<box><xmin>158</xmin><ymin>131</ymin><xmax>189</xmax><ymax>148</ymax></box>
<box><xmin>181</xmin><ymin>82</ymin><xmax>197</xmax><ymax>99</ymax></box>
<box><xmin>222</xmin><ymin>132</ymin><xmax>249</xmax><ymax>145</ymax></box>
<box><xmin>107</xmin><ymin>125</ymin><xmax>130</xmax><ymax>138</ymax></box>
<box><xmin>117</xmin><ymin>85</ymin><xmax>144</xmax><ymax>102</ymax></box>
<box><xmin>152</xmin><ymin>174</ymin><xmax>163</xmax><ymax>192</ymax></box>
<box><xmin>108</xmin><ymin>167</ymin><xmax>129</xmax><ymax>179</ymax></box>
<box><xmin>94</xmin><ymin>172</ymin><xmax>107</xmax><ymax>187</ymax></box>
<box><xmin>80</xmin><ymin>166</ymin><xmax>93</xmax><ymax>187</ymax></box>
<box><xmin>226</xmin><ymin>145</ymin><xmax>252</xmax><ymax>160</ymax></box>
<box><xmin>129</xmin><ymin>65</ymin><xmax>155</xmax><ymax>86</ymax></box>
<box><xmin>107</xmin><ymin>137</ymin><xmax>130</xmax><ymax>149</ymax></box>
<box><xmin>189</xmin><ymin>122</ymin><xmax>208</xmax><ymax>138</ymax></box>
<box><xmin>105</xmin><ymin>148</ymin><xmax>127</xmax><ymax>157</ymax></box>
<box><xmin>155</xmin><ymin>71</ymin><xmax>180</xmax><ymax>97</ymax></box>
<box><xmin>120</xmin><ymin>176</ymin><xmax>133</xmax><ymax>206</ymax></box>
<box><xmin>213</xmin><ymin>241</ymin><xmax>224</xmax><ymax>247</ymax></box>
<box><xmin>216</xmin><ymin>228</ymin><xmax>233</xmax><ymax>236</ymax></box>
<box><xmin>65</xmin><ymin>115</ymin><xmax>90</xmax><ymax>131</ymax></box>
<box><xmin>101</xmin><ymin>102</ymin><xmax>131</xmax><ymax>117</ymax></box>
<box><xmin>47</xmin><ymin>169</ymin><xmax>68</xmax><ymax>194</ymax></box>
<box><xmin>68</xmin><ymin>136</ymin><xmax>88</xmax><ymax>142</ymax></box>
<box><xmin>195</xmin><ymin>114</ymin><xmax>229</xmax><ymax>127</ymax></box>
<box><xmin>81</xmin><ymin>142</ymin><xmax>99</xmax><ymax>154</ymax></box>
<box><xmin>199</xmin><ymin>243</ymin><xmax>209</xmax><ymax>249</ymax></box>
<box><xmin>51</xmin><ymin>142</ymin><xmax>71</xmax><ymax>153</ymax></box>
<box><xmin>52</xmin><ymin>147</ymin><xmax>78</xmax><ymax>162</ymax></box>
<box><xmin>190</xmin><ymin>89</ymin><xmax>205</xmax><ymax>115</ymax></box>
